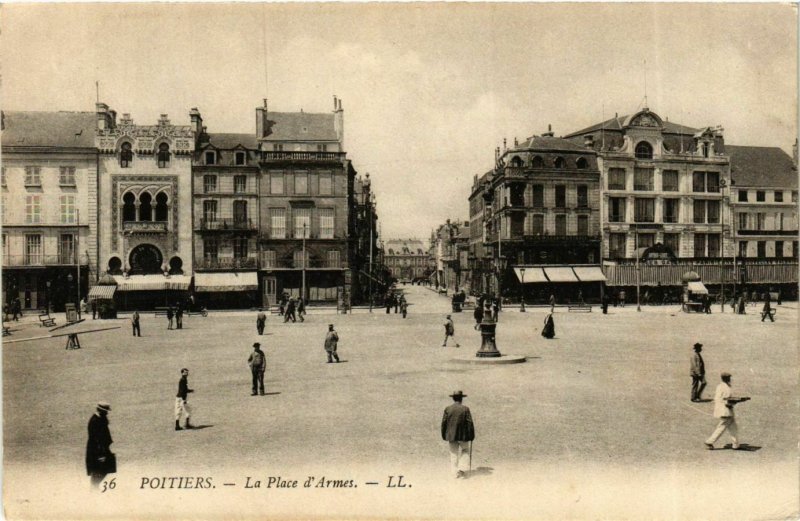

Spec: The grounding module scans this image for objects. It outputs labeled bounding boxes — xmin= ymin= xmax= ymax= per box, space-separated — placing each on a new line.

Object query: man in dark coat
xmin=473 ymin=303 xmax=484 ymax=330
xmin=167 ymin=307 xmax=174 ymax=330
xmin=175 ymin=303 xmax=183 ymax=329
xmin=131 ymin=310 xmax=141 ymax=337
xmin=542 ymin=312 xmax=555 ymax=339
xmin=441 ymin=390 xmax=475 ymax=479
xmin=86 ymin=402 xmax=113 ymax=489
xmin=248 ymin=342 xmax=266 ymax=395
xmin=297 ymin=298 xmax=306 ymax=322
xmin=175 ymin=368 xmax=193 ymax=431
xmin=761 ymin=293 xmax=774 ymax=322
xmin=324 ymin=324 xmax=340 ymax=363
xmin=256 ymin=309 xmax=267 ymax=335
xmin=284 ymin=297 xmax=297 ymax=323
xmin=91 ymin=299 xmax=97 ymax=320
xmin=690 ymin=343 xmax=707 ymax=402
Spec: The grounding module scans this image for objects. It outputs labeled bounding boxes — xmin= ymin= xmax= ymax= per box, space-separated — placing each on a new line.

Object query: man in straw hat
xmin=441 ymin=390 xmax=475 ymax=479
xmin=248 ymin=342 xmax=266 ymax=396
xmin=86 ymin=402 xmax=114 ymax=489
xmin=705 ymin=372 xmax=749 ymax=450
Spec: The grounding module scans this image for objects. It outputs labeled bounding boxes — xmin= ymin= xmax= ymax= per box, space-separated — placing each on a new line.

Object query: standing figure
xmin=737 ymin=295 xmax=746 ymax=315
xmin=473 ymin=302 xmax=483 ymax=330
xmin=278 ymin=294 xmax=287 ymax=316
xmin=324 ymin=324 xmax=340 ymax=363
xmin=394 ymin=293 xmax=400 ymax=313
xmin=761 ymin=293 xmax=774 ymax=322
xmin=166 ymin=307 xmax=174 ymax=330
xmin=578 ymin=290 xmax=585 ymax=305
xmin=619 ymin=290 xmax=626 ymax=308
xmin=601 ymin=293 xmax=609 ymax=314
xmin=541 ymin=312 xmax=555 ymax=339
xmin=91 ymin=299 xmax=97 ymax=320
xmin=175 ymin=304 xmax=184 ymax=329
xmin=705 ymin=372 xmax=747 ymax=450
xmin=703 ymin=294 xmax=711 ymax=314
xmin=549 ymin=294 xmax=555 ymax=313
xmin=441 ymin=390 xmax=475 ymax=479
xmin=690 ymin=343 xmax=706 ymax=402
xmin=400 ymin=298 xmax=408 ymax=319
xmin=174 ymin=368 xmax=194 ymax=431
xmin=256 ymin=309 xmax=267 ymax=335
xmin=12 ymin=299 xmax=20 ymax=321
xmin=86 ymin=402 xmax=114 ymax=489
xmin=297 ymin=298 xmax=306 ymax=322
xmin=284 ymin=297 xmax=297 ymax=323
xmin=385 ymin=293 xmax=392 ymax=314
xmin=131 ymin=310 xmax=141 ymax=337
xmin=248 ymin=342 xmax=266 ymax=395
xmin=442 ymin=314 xmax=460 ymax=347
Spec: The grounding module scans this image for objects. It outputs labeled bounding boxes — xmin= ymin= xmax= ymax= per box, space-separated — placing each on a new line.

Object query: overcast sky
xmin=2 ymin=3 xmax=796 ymax=240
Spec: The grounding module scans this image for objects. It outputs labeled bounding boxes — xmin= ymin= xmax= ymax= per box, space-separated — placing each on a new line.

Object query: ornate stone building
xmin=384 ymin=239 xmax=428 ymax=282
xmin=95 ymin=104 xmax=195 ymax=309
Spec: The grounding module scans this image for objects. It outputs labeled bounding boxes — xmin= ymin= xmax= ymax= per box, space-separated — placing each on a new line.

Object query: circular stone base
xmin=451 ymin=354 xmax=527 ymax=365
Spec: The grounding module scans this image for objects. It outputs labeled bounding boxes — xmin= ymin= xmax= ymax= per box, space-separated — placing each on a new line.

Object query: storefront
xmin=193 ymin=272 xmax=259 ymax=310
xmin=112 ymin=274 xmax=191 ymax=310
xmin=513 ymin=265 xmax=607 ymax=304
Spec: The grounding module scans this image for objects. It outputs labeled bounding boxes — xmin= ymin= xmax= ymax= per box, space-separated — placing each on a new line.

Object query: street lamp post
xmin=302 ymin=222 xmax=307 ymax=304
xmin=520 ymin=267 xmax=526 ymax=312
xmin=720 ymin=178 xmax=727 ymax=313
xmin=46 ymin=280 xmax=51 ymax=314
xmin=635 ymin=228 xmax=641 ymax=312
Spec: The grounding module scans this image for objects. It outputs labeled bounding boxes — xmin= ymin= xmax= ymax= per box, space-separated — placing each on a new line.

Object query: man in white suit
xmin=705 ymin=372 xmax=747 ymax=450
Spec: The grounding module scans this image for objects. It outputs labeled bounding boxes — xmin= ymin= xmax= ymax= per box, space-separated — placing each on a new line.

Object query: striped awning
xmin=87 ymin=285 xmax=117 ymax=300
xmin=194 ymin=272 xmax=258 ymax=292
xmin=543 ymin=267 xmax=579 ymax=282
xmin=513 ymin=267 xmax=548 ymax=283
xmin=687 ymin=281 xmax=709 ymax=295
xmin=113 ymin=275 xmax=191 ymax=291
xmin=572 ymin=266 xmax=607 ymax=282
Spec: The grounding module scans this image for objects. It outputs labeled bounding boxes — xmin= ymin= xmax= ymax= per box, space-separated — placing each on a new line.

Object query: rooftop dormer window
xmin=120 ymin=142 xmax=133 ymax=168
xmin=157 ymin=143 xmax=170 ymax=168
xmin=205 ymin=151 xmax=216 ymax=165
xmin=635 ymin=141 xmax=653 ymax=159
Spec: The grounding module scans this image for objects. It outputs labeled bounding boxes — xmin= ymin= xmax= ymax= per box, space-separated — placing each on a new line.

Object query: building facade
xmin=431 ymin=220 xmax=469 ymax=293
xmin=384 ymin=239 xmax=428 ymax=281
xmin=1 ymin=111 xmax=97 ymax=311
xmin=95 ymin=105 xmax=195 ymax=309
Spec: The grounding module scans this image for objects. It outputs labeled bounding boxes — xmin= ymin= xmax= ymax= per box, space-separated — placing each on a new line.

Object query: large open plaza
xmin=3 ymin=285 xmax=798 ymax=519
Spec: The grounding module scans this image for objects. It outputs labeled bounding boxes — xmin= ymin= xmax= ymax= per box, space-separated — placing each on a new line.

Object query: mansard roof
xmin=2 ymin=110 xmax=96 ymax=149
xmin=200 ymin=133 xmax=258 ymax=150
xmin=727 ymin=145 xmax=797 ymax=189
xmin=262 ymin=111 xmax=338 ymax=142
xmin=385 ymin=239 xmax=428 ymax=255
xmin=513 ymin=135 xmax=595 ymax=153
xmin=563 ymin=114 xmax=699 ymax=138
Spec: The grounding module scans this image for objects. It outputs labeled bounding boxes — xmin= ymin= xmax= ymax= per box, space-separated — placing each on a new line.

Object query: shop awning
xmin=194 ymin=272 xmax=258 ymax=292
xmin=87 ymin=285 xmax=117 ymax=301
xmin=572 ymin=266 xmax=607 ymax=282
xmin=687 ymin=281 xmax=709 ymax=295
xmin=513 ymin=267 xmax=548 ymax=283
xmin=544 ymin=267 xmax=579 ymax=282
xmin=113 ymin=275 xmax=191 ymax=291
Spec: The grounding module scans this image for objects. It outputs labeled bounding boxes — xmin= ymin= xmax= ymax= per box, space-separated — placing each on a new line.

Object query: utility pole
xmin=369 ymin=209 xmax=373 ymax=313
xmin=302 ymin=222 xmax=307 ymax=303
xmin=720 ymin=178 xmax=727 ymax=312
xmin=76 ymin=209 xmax=81 ymax=306
xmin=635 ymin=227 xmax=641 ymax=312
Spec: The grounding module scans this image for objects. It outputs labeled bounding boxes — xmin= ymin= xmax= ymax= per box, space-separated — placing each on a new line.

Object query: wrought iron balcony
xmin=261 ymin=151 xmax=346 ymax=162
xmin=196 ymin=218 xmax=257 ymax=231
xmin=195 ymin=257 xmax=258 ymax=270
xmin=259 ymin=255 xmax=349 ymax=270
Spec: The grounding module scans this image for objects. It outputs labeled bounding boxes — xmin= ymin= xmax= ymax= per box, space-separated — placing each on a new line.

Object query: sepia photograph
xmin=1 ymin=2 xmax=797 ymax=519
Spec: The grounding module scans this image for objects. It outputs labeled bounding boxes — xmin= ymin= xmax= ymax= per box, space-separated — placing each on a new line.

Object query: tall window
xmin=139 ymin=192 xmax=153 ymax=221
xmin=738 ymin=241 xmax=748 ymax=258
xmin=2 ymin=234 xmax=7 ymax=263
xmin=634 ymin=198 xmax=654 ymax=222
xmin=261 ymin=250 xmax=276 ymax=268
xmin=25 ymin=195 xmax=41 ymax=223
xmin=692 ymin=172 xmax=706 ymax=192
xmin=294 ymin=171 xmax=308 ymax=194
xmin=693 ymin=200 xmax=706 ymax=224
xmin=234 ymin=175 xmax=247 ymax=194
xmin=609 ymin=233 xmax=626 ymax=259
xmin=635 ymin=141 xmax=653 ymax=159
xmin=775 ymin=240 xmax=784 ymax=258
xmin=233 ymin=237 xmax=248 ymax=259
xmin=756 ymin=190 xmax=765 ymax=202
xmin=25 ymin=234 xmax=42 ymax=265
xmin=608 ymin=168 xmax=626 ymax=190
xmin=319 ymin=172 xmax=332 ymax=195
xmin=327 ymin=250 xmax=340 ymax=268
xmin=203 ymin=238 xmax=218 ymax=260
xmin=694 ymin=200 xmax=719 ymax=223
xmin=123 ymin=192 xmax=136 ymax=221
xmin=293 ymin=250 xmax=309 ymax=268
xmin=155 ymin=192 xmax=169 ymax=221
xmin=270 ymin=171 xmax=284 ymax=194
xmin=637 ymin=233 xmax=655 ymax=249
xmin=59 ymin=166 xmax=76 ymax=186
xmin=577 ymin=185 xmax=588 ymax=207
xmin=531 ymin=156 xmax=544 ymax=168
xmin=707 ymin=234 xmax=720 ymax=257
xmin=706 ymin=200 xmax=720 ymax=224
xmin=554 ymin=157 xmax=566 ymax=169
xmin=235 ymin=151 xmax=247 ymax=166
xmin=205 ymin=151 xmax=216 ymax=165
xmin=269 ymin=208 xmax=286 ymax=238
xmin=756 ymin=213 xmax=766 ymax=230
xmin=663 ymin=233 xmax=680 ymax=254
xmin=157 ymin=143 xmax=170 ymax=168
xmin=203 ymin=200 xmax=218 ymax=223
xmin=532 ymin=214 xmax=544 ymax=235
xmin=1 ymin=167 xmax=6 ymax=186
xmin=662 ymin=170 xmax=679 ymax=191
xmin=532 ymin=185 xmax=544 ymax=207
xmin=663 ymin=199 xmax=679 ymax=223
xmin=203 ymin=175 xmax=217 ymax=193
xmin=737 ymin=213 xmax=747 ymax=231
xmin=60 ymin=195 xmax=76 ymax=223
xmin=555 ymin=214 xmax=567 ymax=235
xmin=694 ymin=234 xmax=707 ymax=257
xmin=25 ymin=166 xmax=41 ymax=186
xmin=555 ymin=186 xmax=566 ymax=208
xmin=608 ymin=197 xmax=626 ymax=222
xmin=577 ymin=215 xmax=589 ymax=235
xmin=576 ymin=157 xmax=588 ymax=169
xmin=120 ymin=143 xmax=133 ymax=168
xmin=706 ymin=172 xmax=720 ymax=193
xmin=59 ymin=234 xmax=75 ymax=264
xmin=233 ymin=200 xmax=248 ymax=224
xmin=294 ymin=208 xmax=311 ymax=237
xmin=319 ymin=208 xmax=335 ymax=239
xmin=634 ymin=168 xmax=654 ymax=191
xmin=757 ymin=241 xmax=766 ymax=257
xmin=738 ymin=190 xmax=748 ymax=202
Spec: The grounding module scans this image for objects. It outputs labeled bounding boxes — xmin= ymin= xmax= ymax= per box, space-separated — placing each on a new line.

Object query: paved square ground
xmin=3 ymin=286 xmax=798 ymax=520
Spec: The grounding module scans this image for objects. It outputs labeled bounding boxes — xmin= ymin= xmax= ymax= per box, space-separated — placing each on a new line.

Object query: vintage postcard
xmin=1 ymin=3 xmax=797 ymax=520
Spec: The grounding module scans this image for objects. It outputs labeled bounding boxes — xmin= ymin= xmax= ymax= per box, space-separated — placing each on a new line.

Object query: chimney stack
xmin=189 ymin=107 xmax=203 ymax=137
xmin=256 ymin=100 xmax=269 ymax=139
xmin=334 ymin=96 xmax=344 ymax=147
xmin=584 ymin=134 xmax=595 ymax=148
xmin=95 ymin=102 xmax=112 ymax=130
xmin=542 ymin=124 xmax=554 ymax=137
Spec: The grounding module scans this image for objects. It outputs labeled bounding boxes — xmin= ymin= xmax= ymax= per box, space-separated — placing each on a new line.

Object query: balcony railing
xmin=195 ymin=257 xmax=258 ymax=270
xmin=197 ymin=218 xmax=257 ymax=231
xmin=123 ymin=221 xmax=168 ymax=232
xmin=261 ymin=151 xmax=346 ymax=162
xmin=259 ymin=256 xmax=349 ymax=269
xmin=3 ymin=254 xmax=80 ymax=267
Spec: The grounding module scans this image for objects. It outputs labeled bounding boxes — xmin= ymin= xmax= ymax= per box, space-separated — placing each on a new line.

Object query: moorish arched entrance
xmin=129 ymin=244 xmax=163 ymax=274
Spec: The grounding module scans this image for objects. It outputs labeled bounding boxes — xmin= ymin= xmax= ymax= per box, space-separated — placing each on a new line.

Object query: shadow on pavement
xmin=466 ymin=467 xmax=494 ymax=479
xmin=187 ymin=424 xmax=214 ymax=430
xmin=261 ymin=392 xmax=281 ymax=396
xmin=726 ymin=443 xmax=761 ymax=452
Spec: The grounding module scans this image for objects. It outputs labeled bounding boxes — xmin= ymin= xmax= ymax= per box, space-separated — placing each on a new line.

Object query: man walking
xmin=175 ymin=303 xmax=183 ymax=329
xmin=761 ymin=293 xmax=774 ymax=322
xmin=297 ymin=297 xmax=306 ymax=322
xmin=690 ymin=343 xmax=706 ymax=402
xmin=131 ymin=310 xmax=141 ymax=337
xmin=256 ymin=309 xmax=267 ymax=335
xmin=442 ymin=314 xmax=460 ymax=347
xmin=705 ymin=372 xmax=748 ymax=450
xmin=175 ymin=368 xmax=194 ymax=431
xmin=167 ymin=307 xmax=174 ymax=330
xmin=86 ymin=402 xmax=114 ymax=489
xmin=324 ymin=324 xmax=340 ymax=363
xmin=247 ymin=342 xmax=266 ymax=395
xmin=441 ymin=390 xmax=475 ymax=479
xmin=284 ymin=297 xmax=297 ymax=323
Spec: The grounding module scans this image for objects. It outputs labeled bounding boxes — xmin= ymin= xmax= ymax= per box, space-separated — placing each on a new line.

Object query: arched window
xmin=576 ymin=157 xmax=588 ymax=169
xmin=155 ymin=192 xmax=169 ymax=221
xmin=122 ymin=192 xmax=136 ymax=222
xmin=554 ymin=157 xmax=566 ymax=168
xmin=139 ymin=192 xmax=153 ymax=221
xmin=510 ymin=156 xmax=523 ymax=168
xmin=120 ymin=142 xmax=133 ymax=168
xmin=531 ymin=156 xmax=544 ymax=168
xmin=157 ymin=143 xmax=170 ymax=168
xmin=635 ymin=141 xmax=653 ymax=159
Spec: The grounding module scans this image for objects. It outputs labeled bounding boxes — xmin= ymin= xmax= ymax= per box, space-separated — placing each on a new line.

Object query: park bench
xmin=568 ymin=305 xmax=592 ymax=313
xmin=38 ymin=312 xmax=56 ymax=327
xmin=682 ymin=302 xmax=704 ymax=313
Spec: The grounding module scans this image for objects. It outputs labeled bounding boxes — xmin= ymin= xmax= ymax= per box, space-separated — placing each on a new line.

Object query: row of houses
xmin=431 ymin=106 xmax=798 ymax=303
xmin=2 ymin=98 xmax=385 ymax=311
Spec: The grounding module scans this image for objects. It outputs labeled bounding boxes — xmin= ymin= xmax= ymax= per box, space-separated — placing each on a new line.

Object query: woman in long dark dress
xmin=541 ymin=312 xmax=555 ymax=339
